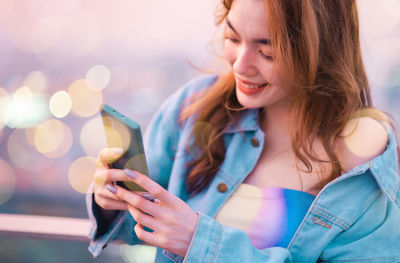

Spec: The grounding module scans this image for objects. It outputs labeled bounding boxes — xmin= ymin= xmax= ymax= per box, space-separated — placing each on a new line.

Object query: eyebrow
xmin=226 ymin=18 xmax=271 ymax=45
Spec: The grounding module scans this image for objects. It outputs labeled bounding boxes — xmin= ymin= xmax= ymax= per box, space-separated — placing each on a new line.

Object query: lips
xmin=236 ymin=77 xmax=269 ymax=95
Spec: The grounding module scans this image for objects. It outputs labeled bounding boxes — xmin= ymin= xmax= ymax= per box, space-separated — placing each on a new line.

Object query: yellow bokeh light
xmin=80 ymin=116 xmax=107 ymax=157
xmin=49 ymin=90 xmax=72 ymax=118
xmin=0 ymin=159 xmax=16 ymax=205
xmin=68 ymin=156 xmax=96 ymax=194
xmin=34 ymin=119 xmax=73 ymax=158
xmin=86 ymin=65 xmax=111 ymax=91
xmin=68 ymin=79 xmax=103 ymax=118
xmin=35 ymin=120 xmax=64 ymax=153
xmin=13 ymin=86 xmax=33 ymax=103
xmin=343 ymin=115 xmax=389 ymax=158
xmin=24 ymin=71 xmax=48 ymax=93
xmin=25 ymin=127 xmax=37 ymax=147
xmin=102 ymin=114 xmax=131 ymax=152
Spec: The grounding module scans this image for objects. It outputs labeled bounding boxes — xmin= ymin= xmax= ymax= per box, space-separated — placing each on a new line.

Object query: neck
xmin=261 ymin=102 xmax=292 ymax=151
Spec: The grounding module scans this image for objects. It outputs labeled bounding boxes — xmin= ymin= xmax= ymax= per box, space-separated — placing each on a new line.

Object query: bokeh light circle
xmin=30 ymin=15 xmax=66 ymax=54
xmin=13 ymin=86 xmax=33 ymax=105
xmin=102 ymin=116 xmax=131 ymax=152
xmin=55 ymin=11 xmax=101 ymax=57
xmin=80 ymin=116 xmax=108 ymax=157
xmin=34 ymin=119 xmax=73 ymax=158
xmin=0 ymin=159 xmax=16 ymax=205
xmin=120 ymin=244 xmax=157 ymax=263
xmin=6 ymin=86 xmax=50 ymax=129
xmin=343 ymin=113 xmax=389 ymax=158
xmin=86 ymin=65 xmax=111 ymax=91
xmin=25 ymin=127 xmax=36 ymax=147
xmin=0 ymin=87 xmax=11 ymax=129
xmin=7 ymin=5 xmax=36 ymax=53
xmin=68 ymin=79 xmax=103 ymax=118
xmin=8 ymin=129 xmax=42 ymax=170
xmin=108 ymin=66 xmax=130 ymax=93
xmin=68 ymin=156 xmax=96 ymax=194
xmin=49 ymin=90 xmax=72 ymax=118
xmin=24 ymin=71 xmax=48 ymax=93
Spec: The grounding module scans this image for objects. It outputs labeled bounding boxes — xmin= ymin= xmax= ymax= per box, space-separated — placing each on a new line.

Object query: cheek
xmin=223 ymin=43 xmax=236 ymax=66
xmin=263 ymin=65 xmax=282 ymax=84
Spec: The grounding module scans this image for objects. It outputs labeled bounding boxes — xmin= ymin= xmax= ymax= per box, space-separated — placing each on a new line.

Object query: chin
xmin=236 ymin=87 xmax=269 ymax=109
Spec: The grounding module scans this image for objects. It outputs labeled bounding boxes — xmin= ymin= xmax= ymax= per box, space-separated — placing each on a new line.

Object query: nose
xmin=232 ymin=46 xmax=257 ymax=76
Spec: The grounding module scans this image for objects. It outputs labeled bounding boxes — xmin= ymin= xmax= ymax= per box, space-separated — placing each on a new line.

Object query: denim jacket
xmin=87 ymin=75 xmax=400 ymax=262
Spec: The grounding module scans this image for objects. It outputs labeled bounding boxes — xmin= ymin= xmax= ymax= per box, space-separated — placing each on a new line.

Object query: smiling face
xmin=224 ymin=0 xmax=291 ymax=110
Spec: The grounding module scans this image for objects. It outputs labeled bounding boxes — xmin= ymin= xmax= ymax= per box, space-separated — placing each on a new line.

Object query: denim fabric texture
xmin=86 ymin=75 xmax=400 ymax=262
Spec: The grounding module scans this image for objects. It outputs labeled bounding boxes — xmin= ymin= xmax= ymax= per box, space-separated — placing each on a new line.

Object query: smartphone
xmin=100 ymin=104 xmax=149 ymax=192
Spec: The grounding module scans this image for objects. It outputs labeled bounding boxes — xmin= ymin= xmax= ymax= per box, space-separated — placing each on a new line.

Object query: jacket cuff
xmin=86 ymin=182 xmax=126 ymax=257
xmin=183 ymin=211 xmax=223 ymax=263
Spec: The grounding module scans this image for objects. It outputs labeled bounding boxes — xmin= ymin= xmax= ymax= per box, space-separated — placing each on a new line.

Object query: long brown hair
xmin=180 ymin=0 xmax=400 ymax=195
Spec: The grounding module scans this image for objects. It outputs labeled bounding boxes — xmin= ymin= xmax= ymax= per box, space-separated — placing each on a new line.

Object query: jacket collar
xmin=224 ymin=108 xmax=260 ymax=134
xmin=368 ymin=124 xmax=399 ymax=201
xmin=224 ymin=110 xmax=400 ymax=200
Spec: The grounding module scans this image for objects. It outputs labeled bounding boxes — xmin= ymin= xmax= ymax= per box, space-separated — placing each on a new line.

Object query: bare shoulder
xmin=335 ymin=117 xmax=389 ymax=173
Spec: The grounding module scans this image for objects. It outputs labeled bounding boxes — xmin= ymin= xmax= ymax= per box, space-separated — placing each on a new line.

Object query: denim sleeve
xmin=86 ymin=83 xmax=184 ymax=258
xmin=319 ymin=191 xmax=400 ymax=262
xmin=86 ymin=182 xmax=144 ymax=258
xmin=86 ymin=75 xmax=218 ymax=258
xmin=178 ymin=212 xmax=293 ymax=263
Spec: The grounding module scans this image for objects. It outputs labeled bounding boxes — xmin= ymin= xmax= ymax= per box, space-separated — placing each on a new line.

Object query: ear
xmin=335 ymin=117 xmax=389 ymax=173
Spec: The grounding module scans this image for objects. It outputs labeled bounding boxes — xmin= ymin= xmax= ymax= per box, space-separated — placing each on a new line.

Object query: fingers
xmin=94 ymin=168 xmax=171 ymax=206
xmin=94 ymin=193 xmax=128 ymax=210
xmin=94 ymin=183 xmax=128 ymax=210
xmin=134 ymin=223 xmax=158 ymax=246
xmin=112 ymin=185 xmax=162 ymax=218
xmin=94 ymin=168 xmax=127 ymax=186
xmin=94 ymin=183 xmax=122 ymax=201
xmin=123 ymin=169 xmax=173 ymax=205
xmin=128 ymin=205 xmax=158 ymax=231
xmin=97 ymin=147 xmax=124 ymax=168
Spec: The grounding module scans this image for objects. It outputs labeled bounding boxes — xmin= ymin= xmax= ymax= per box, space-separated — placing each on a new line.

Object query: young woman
xmin=87 ymin=0 xmax=400 ymax=262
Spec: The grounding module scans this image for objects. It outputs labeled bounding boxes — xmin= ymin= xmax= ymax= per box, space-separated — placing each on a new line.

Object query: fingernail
xmin=141 ymin=193 xmax=156 ymax=201
xmin=113 ymin=148 xmax=123 ymax=154
xmin=124 ymin=169 xmax=137 ymax=179
xmin=106 ymin=184 xmax=117 ymax=194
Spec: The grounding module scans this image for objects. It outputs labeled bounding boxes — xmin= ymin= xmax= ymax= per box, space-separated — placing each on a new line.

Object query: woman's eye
xmin=225 ymin=36 xmax=240 ymax=44
xmin=258 ymin=50 xmax=273 ymax=61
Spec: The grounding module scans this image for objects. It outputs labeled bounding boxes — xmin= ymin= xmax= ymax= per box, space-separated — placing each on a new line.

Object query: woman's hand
xmin=106 ymin=169 xmax=199 ymax=258
xmin=93 ymin=147 xmax=129 ymax=211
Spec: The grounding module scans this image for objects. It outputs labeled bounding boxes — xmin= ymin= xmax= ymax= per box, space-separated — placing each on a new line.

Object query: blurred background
xmin=0 ymin=0 xmax=399 ymax=262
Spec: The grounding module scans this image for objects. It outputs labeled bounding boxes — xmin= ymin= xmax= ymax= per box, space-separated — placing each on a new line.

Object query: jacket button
xmin=250 ymin=137 xmax=259 ymax=147
xmin=217 ymin=183 xmax=228 ymax=193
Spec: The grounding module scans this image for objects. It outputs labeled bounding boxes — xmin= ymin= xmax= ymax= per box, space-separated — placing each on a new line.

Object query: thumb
xmin=98 ymin=147 xmax=124 ymax=166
